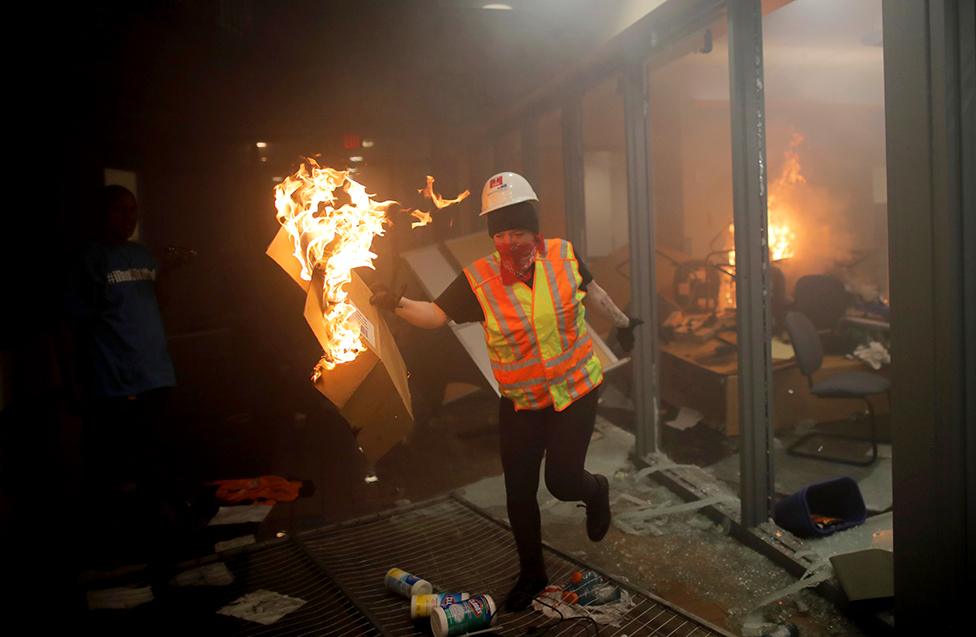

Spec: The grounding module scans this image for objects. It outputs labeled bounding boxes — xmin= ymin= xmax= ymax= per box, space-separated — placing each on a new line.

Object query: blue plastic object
xmin=773 ymin=477 xmax=867 ymax=537
xmin=564 ymin=570 xmax=622 ymax=606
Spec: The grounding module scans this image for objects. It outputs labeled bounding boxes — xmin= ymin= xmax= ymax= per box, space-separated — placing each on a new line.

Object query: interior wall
xmin=583 ymin=151 xmax=629 ymax=257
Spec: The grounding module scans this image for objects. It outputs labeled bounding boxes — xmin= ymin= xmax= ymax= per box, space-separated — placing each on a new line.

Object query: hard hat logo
xmin=480 ymin=171 xmax=539 ymax=216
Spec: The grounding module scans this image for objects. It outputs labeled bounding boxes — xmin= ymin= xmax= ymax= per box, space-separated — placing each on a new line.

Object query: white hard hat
xmin=480 ymin=172 xmax=538 ymax=216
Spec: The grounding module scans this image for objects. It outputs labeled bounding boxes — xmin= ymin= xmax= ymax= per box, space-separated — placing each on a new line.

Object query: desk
xmin=659 ymin=339 xmax=889 ymax=436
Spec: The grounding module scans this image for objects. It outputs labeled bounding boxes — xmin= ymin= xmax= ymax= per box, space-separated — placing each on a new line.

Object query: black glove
xmin=616 ymin=316 xmax=644 ymax=353
xmin=369 ymin=284 xmax=405 ymax=313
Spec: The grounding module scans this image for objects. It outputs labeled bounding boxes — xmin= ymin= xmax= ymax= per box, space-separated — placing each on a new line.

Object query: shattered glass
xmin=540 ymin=460 xmax=864 ymax=636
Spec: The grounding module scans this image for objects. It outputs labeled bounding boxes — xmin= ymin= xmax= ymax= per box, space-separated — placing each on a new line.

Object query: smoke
xmin=768 ymin=132 xmax=855 ymax=292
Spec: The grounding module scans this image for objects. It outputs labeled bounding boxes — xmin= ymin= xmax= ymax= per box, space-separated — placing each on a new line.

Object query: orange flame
xmin=399 ymin=175 xmax=470 ymax=229
xmin=410 ymin=210 xmax=433 ymax=228
xmin=724 ymin=136 xmax=803 ymax=307
xmin=766 ymin=132 xmax=802 ymax=262
xmin=274 ymin=158 xmax=393 ymax=370
xmin=418 ymin=175 xmax=470 ymax=209
xmin=272 ymin=160 xmax=471 ymax=369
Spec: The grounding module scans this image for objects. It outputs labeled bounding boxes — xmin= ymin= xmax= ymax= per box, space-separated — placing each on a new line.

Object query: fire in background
xmin=722 ymin=132 xmax=854 ymax=309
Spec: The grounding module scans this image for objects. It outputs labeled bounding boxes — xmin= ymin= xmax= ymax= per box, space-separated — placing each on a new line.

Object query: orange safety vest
xmin=464 ymin=238 xmax=603 ymax=411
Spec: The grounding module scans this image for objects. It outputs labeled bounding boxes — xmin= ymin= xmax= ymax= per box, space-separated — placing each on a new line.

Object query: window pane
xmin=764 ymin=0 xmax=892 ymax=542
xmin=581 ymin=75 xmax=630 ymax=339
xmin=647 ymin=17 xmax=736 ymax=475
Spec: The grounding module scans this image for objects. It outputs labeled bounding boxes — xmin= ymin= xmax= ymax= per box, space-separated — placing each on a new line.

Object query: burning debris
xmin=266 ymin=159 xmax=469 ymax=461
xmin=273 ymin=159 xmax=393 ymax=370
xmin=272 ymin=159 xmax=468 ymax=369
xmin=419 ymin=174 xmax=470 ymax=209
xmin=404 ymin=175 xmax=471 ymax=228
xmin=410 ymin=210 xmax=433 ymax=229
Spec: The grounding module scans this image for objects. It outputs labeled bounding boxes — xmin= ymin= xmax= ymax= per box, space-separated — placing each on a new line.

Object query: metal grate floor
xmin=297 ymin=495 xmax=732 ymax=637
xmin=84 ymin=537 xmax=380 ymax=636
xmin=85 ymin=495 xmax=731 ymax=636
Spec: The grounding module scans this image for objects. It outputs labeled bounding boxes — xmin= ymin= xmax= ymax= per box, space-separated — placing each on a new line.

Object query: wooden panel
xmin=659 ymin=346 xmax=727 ymax=427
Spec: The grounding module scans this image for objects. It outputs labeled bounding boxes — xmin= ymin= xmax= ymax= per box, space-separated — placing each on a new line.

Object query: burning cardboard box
xmin=267 ymin=226 xmax=413 ymax=463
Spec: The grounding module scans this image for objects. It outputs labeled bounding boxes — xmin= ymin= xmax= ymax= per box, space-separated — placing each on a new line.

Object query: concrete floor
xmin=709 ymin=437 xmax=893 ymax=514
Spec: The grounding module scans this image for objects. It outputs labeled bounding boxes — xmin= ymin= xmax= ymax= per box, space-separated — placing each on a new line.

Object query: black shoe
xmin=585 ymin=474 xmax=612 ymax=541
xmin=503 ymin=573 xmax=549 ymax=612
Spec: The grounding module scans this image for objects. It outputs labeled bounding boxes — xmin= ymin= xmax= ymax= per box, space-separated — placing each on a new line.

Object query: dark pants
xmin=82 ymin=388 xmax=170 ymax=495
xmin=81 ymin=388 xmax=177 ymax=561
xmin=499 ymin=386 xmax=601 ymax=577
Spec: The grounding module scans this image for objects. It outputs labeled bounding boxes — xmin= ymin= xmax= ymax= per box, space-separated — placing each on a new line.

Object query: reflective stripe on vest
xmin=463 ymin=238 xmax=603 ymax=411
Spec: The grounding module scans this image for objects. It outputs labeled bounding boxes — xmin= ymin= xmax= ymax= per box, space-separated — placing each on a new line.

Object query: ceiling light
xmin=361 ymin=139 xmax=375 ymax=148
xmin=260 ymin=156 xmax=268 ymax=163
xmin=482 ymin=3 xmax=513 ymax=9
xmin=349 ymin=155 xmax=364 ymax=162
xmin=255 ymin=141 xmax=268 ymax=148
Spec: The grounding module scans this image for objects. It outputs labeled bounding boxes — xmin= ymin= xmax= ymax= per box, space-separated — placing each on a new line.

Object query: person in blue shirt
xmin=66 ymin=185 xmax=177 ymax=541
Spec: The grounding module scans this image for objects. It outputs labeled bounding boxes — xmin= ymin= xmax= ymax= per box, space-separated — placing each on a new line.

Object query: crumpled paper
xmin=218 ymin=589 xmax=306 ymax=625
xmin=852 ymin=341 xmax=890 ymax=370
xmin=208 ymin=504 xmax=273 ymax=526
xmin=170 ymin=562 xmax=234 ymax=587
xmin=531 ymin=585 xmax=634 ymax=626
xmin=86 ymin=585 xmax=154 ymax=610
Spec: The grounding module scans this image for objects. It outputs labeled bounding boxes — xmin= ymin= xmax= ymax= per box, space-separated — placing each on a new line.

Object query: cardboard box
xmin=266 ymin=227 xmax=310 ymax=292
xmin=267 ymin=227 xmax=414 ymax=463
xmin=830 ymin=548 xmax=894 ymax=601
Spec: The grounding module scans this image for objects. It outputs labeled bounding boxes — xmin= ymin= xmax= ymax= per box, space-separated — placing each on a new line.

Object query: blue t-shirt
xmin=67 ymin=241 xmax=176 ymax=397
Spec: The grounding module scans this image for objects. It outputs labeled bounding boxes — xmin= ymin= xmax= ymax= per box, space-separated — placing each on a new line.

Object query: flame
xmin=274 ymin=158 xmax=392 ymax=370
xmin=418 ymin=175 xmax=470 ymax=209
xmin=410 ymin=210 xmax=433 ymax=228
xmin=767 ymin=221 xmax=796 ymax=262
xmin=766 ymin=132 xmax=802 ymax=262
xmin=401 ymin=175 xmax=469 ymax=228
xmin=724 ymin=137 xmax=803 ymax=307
xmin=272 ymin=160 xmax=471 ymax=370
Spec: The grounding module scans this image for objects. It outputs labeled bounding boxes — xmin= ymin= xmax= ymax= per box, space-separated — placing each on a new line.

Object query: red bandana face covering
xmin=498 ymin=234 xmax=544 ymax=285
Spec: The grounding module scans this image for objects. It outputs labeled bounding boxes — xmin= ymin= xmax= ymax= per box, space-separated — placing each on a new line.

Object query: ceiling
xmin=58 ymin=1 xmax=659 ymax=162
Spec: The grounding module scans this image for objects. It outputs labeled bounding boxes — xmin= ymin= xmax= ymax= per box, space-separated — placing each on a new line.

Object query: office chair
xmin=792 ymin=274 xmax=855 ymax=354
xmin=785 ymin=311 xmax=890 ymax=466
